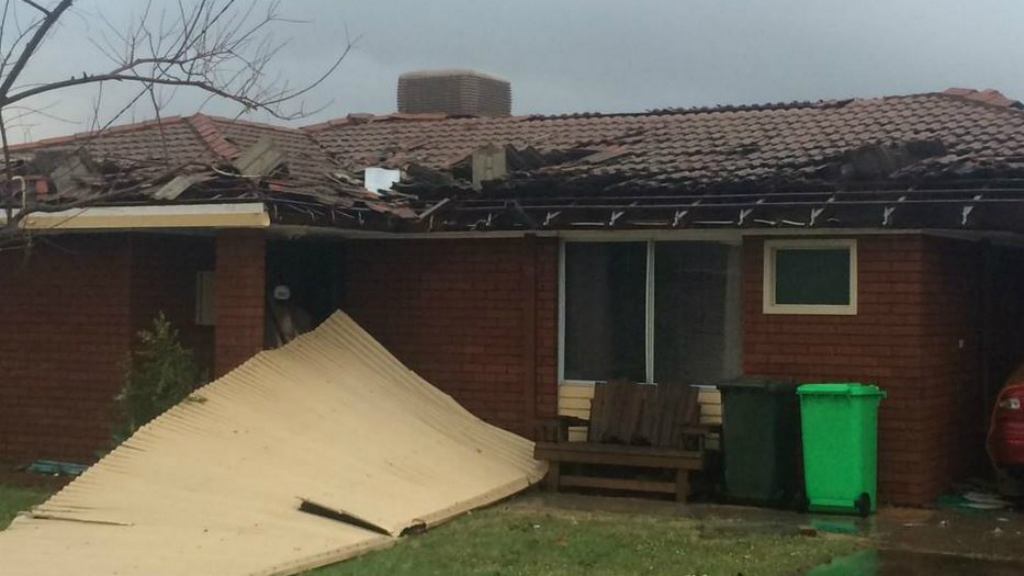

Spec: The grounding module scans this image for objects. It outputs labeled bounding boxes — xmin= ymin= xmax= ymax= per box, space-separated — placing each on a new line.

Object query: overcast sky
xmin=10 ymin=0 xmax=1024 ymax=141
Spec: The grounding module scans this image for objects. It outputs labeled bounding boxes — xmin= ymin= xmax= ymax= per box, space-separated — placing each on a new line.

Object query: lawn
xmin=0 ymin=484 xmax=862 ymax=576
xmin=0 ymin=483 xmax=52 ymax=530
xmin=305 ymin=504 xmax=863 ymax=576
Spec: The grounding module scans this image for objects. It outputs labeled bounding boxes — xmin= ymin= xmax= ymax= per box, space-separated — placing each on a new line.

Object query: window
xmin=563 ymin=242 xmax=647 ymax=382
xmin=762 ymin=239 xmax=857 ymax=315
xmin=561 ymin=240 xmax=741 ymax=385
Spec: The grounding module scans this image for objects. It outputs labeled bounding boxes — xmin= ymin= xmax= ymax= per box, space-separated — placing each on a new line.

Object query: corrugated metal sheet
xmin=0 ymin=312 xmax=545 ymax=576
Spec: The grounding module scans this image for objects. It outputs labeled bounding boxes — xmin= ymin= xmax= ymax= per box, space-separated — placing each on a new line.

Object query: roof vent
xmin=397 ymin=69 xmax=511 ymax=116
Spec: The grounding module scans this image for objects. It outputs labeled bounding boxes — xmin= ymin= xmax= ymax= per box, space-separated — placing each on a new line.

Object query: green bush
xmin=115 ymin=313 xmax=203 ymax=439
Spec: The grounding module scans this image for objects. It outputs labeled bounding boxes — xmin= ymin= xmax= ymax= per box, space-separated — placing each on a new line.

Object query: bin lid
xmin=797 ymin=383 xmax=886 ymax=397
xmin=715 ymin=377 xmax=799 ymax=394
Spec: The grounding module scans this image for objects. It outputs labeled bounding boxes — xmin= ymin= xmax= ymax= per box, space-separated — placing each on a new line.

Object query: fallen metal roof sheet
xmin=0 ymin=312 xmax=545 ymax=576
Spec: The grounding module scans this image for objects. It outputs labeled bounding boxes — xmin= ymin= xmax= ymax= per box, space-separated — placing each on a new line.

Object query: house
xmin=4 ymin=72 xmax=1024 ymax=506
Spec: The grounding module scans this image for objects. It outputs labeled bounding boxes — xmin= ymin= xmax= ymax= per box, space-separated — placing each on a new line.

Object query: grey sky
xmin=11 ymin=0 xmax=1024 ymax=141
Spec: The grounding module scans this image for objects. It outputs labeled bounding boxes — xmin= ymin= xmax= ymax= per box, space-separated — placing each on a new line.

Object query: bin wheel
xmin=855 ymin=493 xmax=871 ymax=518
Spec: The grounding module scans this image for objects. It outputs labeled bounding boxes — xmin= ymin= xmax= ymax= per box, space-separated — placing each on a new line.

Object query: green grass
xmin=0 ymin=484 xmax=52 ymax=530
xmin=0 ymin=485 xmax=862 ymax=575
xmin=306 ymin=506 xmax=863 ymax=576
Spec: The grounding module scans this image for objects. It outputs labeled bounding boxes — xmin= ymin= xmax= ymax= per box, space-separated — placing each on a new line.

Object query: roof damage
xmin=7 ymin=88 xmax=1024 ymax=234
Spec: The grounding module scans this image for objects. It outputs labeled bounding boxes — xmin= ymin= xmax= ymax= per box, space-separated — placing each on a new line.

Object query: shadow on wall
xmin=264 ymin=238 xmax=344 ymax=347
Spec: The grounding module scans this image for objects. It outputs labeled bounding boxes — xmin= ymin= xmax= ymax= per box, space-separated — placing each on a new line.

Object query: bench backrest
xmin=587 ymin=381 xmax=700 ymax=448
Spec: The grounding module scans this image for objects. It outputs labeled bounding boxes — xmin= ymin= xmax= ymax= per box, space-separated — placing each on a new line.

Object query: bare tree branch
xmin=18 ymin=0 xmax=51 ymax=16
xmin=0 ymin=0 xmax=354 ymax=242
xmin=0 ymin=0 xmax=73 ymax=98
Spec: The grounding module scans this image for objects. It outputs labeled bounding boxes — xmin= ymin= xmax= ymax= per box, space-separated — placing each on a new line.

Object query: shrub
xmin=116 ymin=313 xmax=203 ymax=439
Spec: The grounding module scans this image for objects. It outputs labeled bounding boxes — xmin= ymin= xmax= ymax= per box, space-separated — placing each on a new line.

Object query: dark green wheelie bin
xmin=717 ymin=377 xmax=801 ymax=505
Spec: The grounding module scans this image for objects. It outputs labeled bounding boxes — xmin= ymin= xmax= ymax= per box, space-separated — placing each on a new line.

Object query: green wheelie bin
xmin=718 ymin=378 xmax=801 ymax=506
xmin=797 ymin=383 xmax=886 ymax=517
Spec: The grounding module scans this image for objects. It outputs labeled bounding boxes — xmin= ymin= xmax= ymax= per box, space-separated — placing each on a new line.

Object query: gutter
xmin=269 ymin=224 xmax=1024 ymax=247
xmin=0 ymin=202 xmax=269 ymax=230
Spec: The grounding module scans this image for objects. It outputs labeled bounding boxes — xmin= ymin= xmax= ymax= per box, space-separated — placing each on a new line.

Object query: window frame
xmin=195 ymin=270 xmax=216 ymax=326
xmin=557 ymin=238 xmax=741 ymax=386
xmin=762 ymin=238 xmax=858 ymax=316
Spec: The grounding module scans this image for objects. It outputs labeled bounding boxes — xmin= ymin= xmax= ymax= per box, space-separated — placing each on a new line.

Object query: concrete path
xmin=512 ymin=492 xmax=1024 ymax=573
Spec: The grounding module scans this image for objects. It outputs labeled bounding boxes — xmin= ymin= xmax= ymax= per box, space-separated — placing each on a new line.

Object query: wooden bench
xmin=533 ymin=382 xmax=708 ymax=502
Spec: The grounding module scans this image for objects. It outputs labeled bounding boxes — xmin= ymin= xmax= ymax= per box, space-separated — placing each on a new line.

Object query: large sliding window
xmin=563 ymin=242 xmax=648 ymax=382
xmin=561 ymin=240 xmax=741 ymax=385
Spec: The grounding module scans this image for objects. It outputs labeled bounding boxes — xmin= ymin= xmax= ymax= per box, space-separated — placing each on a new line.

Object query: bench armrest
xmin=534 ymin=415 xmax=590 ymax=442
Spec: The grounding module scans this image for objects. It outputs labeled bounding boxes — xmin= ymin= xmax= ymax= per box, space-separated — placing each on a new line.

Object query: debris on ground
xmin=23 ymin=460 xmax=88 ymax=477
xmin=0 ymin=312 xmax=545 ymax=576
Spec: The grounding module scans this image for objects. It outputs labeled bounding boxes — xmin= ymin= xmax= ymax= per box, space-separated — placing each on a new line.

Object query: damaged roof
xmin=9 ymin=114 xmax=336 ymax=183
xmin=307 ymin=90 xmax=1024 ymax=192
xmin=8 ymin=88 xmax=1024 ymax=233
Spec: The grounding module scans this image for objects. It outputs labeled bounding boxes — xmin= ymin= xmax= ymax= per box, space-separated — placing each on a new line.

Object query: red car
xmin=989 ymin=383 xmax=1024 ymax=469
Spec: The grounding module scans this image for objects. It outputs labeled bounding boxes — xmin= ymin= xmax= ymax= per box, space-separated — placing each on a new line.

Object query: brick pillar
xmin=214 ymin=230 xmax=265 ymax=377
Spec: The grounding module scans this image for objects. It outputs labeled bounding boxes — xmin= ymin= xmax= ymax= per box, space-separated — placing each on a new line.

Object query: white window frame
xmin=762 ymin=238 xmax=858 ymax=316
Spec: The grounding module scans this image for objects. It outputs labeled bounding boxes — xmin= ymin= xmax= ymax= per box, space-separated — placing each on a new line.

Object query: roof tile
xmin=12 ymin=89 xmax=1024 ymax=193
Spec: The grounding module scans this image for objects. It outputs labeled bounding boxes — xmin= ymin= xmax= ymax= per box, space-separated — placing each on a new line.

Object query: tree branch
xmin=0 ymin=0 xmax=74 ymax=98
xmin=5 ymin=72 xmax=278 ymax=116
xmin=0 ymin=0 xmax=355 ymax=242
xmin=18 ymin=0 xmax=51 ymax=16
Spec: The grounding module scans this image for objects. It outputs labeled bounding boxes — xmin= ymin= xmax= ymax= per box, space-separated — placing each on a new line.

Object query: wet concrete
xmin=512 ymin=492 xmax=1024 ymax=564
xmin=806 ymin=549 xmax=1024 ymax=576
xmin=872 ymin=506 xmax=1024 ymax=561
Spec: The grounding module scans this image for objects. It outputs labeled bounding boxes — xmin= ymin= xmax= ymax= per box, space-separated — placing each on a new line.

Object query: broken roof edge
xmin=188 ymin=114 xmax=240 ymax=159
xmin=270 ymin=224 xmax=1024 ymax=246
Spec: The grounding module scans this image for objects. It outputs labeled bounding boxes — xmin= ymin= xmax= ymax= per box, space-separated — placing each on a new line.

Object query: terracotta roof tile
xmin=12 ymin=113 xmax=335 ymax=185
xmin=12 ymin=89 xmax=1024 ymax=194
xmin=303 ymin=91 xmax=1024 ymax=190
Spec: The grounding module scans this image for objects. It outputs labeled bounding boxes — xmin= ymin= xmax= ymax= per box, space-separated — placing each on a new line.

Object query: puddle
xmin=806 ymin=550 xmax=1024 ymax=576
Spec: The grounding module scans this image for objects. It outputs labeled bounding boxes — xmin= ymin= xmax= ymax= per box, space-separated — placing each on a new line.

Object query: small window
xmin=763 ymin=239 xmax=857 ymax=315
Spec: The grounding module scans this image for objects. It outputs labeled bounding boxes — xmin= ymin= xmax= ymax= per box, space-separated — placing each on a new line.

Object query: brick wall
xmin=213 ymin=230 xmax=266 ymax=377
xmin=344 ymin=237 xmax=558 ymax=436
xmin=130 ymin=235 xmax=216 ymax=373
xmin=918 ymin=237 xmax=984 ymax=494
xmin=743 ymin=235 xmax=982 ymax=505
xmin=0 ymin=231 xmax=264 ymax=464
xmin=5 ymin=228 xmax=980 ymax=502
xmin=0 ymin=236 xmax=132 ymax=463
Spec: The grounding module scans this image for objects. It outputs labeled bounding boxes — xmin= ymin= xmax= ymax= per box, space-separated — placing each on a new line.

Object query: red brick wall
xmin=743 ymin=235 xmax=982 ymax=505
xmin=130 ymin=235 xmax=215 ymax=373
xmin=919 ymin=237 xmax=984 ymax=493
xmin=344 ymin=237 xmax=558 ymax=436
xmin=213 ymin=230 xmax=266 ymax=377
xmin=0 ymin=236 xmax=132 ymax=463
xmin=1 ymin=231 xmax=265 ymax=464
